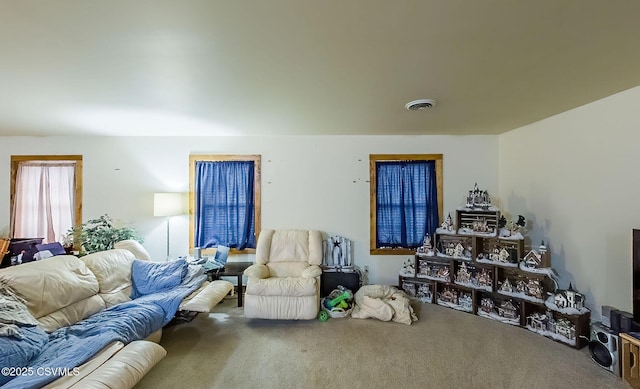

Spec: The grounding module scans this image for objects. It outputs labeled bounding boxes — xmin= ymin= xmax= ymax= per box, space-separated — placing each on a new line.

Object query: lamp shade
xmin=153 ymin=193 xmax=187 ymax=217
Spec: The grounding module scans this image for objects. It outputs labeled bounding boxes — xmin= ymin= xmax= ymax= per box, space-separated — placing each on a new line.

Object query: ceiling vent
xmin=405 ymin=99 xmax=438 ymax=111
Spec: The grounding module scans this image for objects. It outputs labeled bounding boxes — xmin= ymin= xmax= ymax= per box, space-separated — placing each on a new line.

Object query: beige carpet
xmin=135 ymin=298 xmax=628 ymax=389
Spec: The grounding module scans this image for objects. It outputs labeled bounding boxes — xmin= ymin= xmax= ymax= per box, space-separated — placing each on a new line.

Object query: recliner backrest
xmin=256 ymin=230 xmax=322 ymax=277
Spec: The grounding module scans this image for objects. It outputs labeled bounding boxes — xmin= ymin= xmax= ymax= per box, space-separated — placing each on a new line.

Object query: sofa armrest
xmin=244 ymin=264 xmax=270 ymax=279
xmin=179 ymin=280 xmax=233 ymax=313
xmin=70 ymin=340 xmax=166 ymax=389
xmin=42 ymin=340 xmax=166 ymax=389
xmin=301 ymin=265 xmax=322 ymax=278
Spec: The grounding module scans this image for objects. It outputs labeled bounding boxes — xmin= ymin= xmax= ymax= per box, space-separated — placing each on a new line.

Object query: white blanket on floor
xmin=351 ymin=285 xmax=418 ymax=325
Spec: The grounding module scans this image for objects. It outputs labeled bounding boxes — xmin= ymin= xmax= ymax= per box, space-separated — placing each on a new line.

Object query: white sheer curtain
xmin=13 ymin=161 xmax=75 ymax=244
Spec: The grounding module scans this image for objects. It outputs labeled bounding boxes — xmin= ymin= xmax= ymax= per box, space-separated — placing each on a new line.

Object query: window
xmin=369 ymin=154 xmax=443 ymax=254
xmin=10 ymin=155 xmax=83 ymax=245
xmin=189 ymin=155 xmax=261 ymax=254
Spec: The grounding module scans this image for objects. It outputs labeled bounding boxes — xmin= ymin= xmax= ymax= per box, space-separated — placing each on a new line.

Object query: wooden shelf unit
xmin=401 ymin=211 xmax=590 ymax=349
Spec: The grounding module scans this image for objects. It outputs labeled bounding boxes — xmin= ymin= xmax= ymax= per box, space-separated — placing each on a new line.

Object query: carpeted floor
xmin=135 ymin=297 xmax=628 ymax=389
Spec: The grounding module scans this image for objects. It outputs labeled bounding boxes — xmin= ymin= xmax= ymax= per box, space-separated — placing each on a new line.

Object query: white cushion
xmin=0 ymin=255 xmax=100 ymax=321
xmin=81 ymin=249 xmax=136 ymax=306
xmin=41 ymin=342 xmax=125 ymax=389
xmin=37 ymin=294 xmax=105 ymax=332
xmin=269 ymin=230 xmax=311 ymax=262
xmin=179 ymin=280 xmax=233 ymax=312
xmin=244 ymin=295 xmax=319 ymax=320
xmin=245 ymin=276 xmax=317 ymax=297
xmin=266 ymin=261 xmax=310 ymax=278
xmin=256 ymin=230 xmax=323 ymax=265
xmin=67 ymin=341 xmax=166 ymax=389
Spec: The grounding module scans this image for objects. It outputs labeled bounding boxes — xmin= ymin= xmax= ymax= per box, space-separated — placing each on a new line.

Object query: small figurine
xmin=500 ymin=215 xmax=526 ymax=238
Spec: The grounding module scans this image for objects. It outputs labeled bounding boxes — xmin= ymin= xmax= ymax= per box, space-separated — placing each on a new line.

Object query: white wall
xmin=0 ymin=135 xmax=498 ymax=286
xmin=499 ymin=85 xmax=640 ymax=320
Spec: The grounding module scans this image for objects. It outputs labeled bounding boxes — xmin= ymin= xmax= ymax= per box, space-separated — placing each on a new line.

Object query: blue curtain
xmin=376 ymin=160 xmax=439 ymax=248
xmin=195 ymin=161 xmax=255 ymax=249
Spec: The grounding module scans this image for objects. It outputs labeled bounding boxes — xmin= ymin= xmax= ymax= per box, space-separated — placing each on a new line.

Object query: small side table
xmin=321 ymin=270 xmax=360 ymax=297
xmin=206 ymin=261 xmax=253 ymax=307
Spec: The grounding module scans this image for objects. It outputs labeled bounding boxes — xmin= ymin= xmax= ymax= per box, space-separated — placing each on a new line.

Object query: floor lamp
xmin=153 ymin=193 xmax=187 ymax=260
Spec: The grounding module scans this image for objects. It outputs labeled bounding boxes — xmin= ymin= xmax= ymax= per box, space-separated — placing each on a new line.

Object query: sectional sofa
xmin=0 ymin=245 xmax=232 ymax=388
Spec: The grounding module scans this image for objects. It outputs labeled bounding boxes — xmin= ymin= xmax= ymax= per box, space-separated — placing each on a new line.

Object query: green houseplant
xmin=68 ymin=214 xmax=142 ymax=255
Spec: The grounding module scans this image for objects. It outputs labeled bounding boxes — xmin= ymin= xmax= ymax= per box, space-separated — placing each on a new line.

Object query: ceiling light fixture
xmin=405 ymin=99 xmax=438 ymax=111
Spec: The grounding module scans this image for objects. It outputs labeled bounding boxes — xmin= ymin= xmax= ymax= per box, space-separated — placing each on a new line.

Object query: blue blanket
xmin=1 ymin=260 xmax=206 ymax=389
xmin=131 ymin=259 xmax=207 ymax=325
xmin=131 ymin=259 xmax=189 ymax=299
xmin=0 ymin=326 xmax=48 ymax=386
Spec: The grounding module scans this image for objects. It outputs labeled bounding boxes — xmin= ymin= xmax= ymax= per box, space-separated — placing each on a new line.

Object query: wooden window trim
xmin=189 ymin=154 xmax=261 ymax=255
xmin=369 ymin=154 xmax=443 ymax=255
xmin=10 ymin=155 xmax=83 ymax=246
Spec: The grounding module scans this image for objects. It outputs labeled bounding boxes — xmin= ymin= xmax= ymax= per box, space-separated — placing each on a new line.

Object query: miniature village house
xmin=554 ymin=283 xmax=584 ymax=310
xmin=523 ymin=241 xmax=550 ymax=269
xmin=500 ymin=278 xmax=514 ymax=293
xmin=416 ymin=234 xmax=434 ymax=255
xmin=477 ymin=268 xmax=492 ymax=287
xmin=526 ymin=311 xmax=578 ymax=341
xmin=443 ymin=242 xmax=466 ymax=257
xmin=436 ymin=266 xmax=450 ymax=281
xmin=556 ymin=318 xmax=576 ymax=340
xmin=439 ymin=287 xmax=458 ymax=305
xmin=480 ymin=297 xmax=494 ymax=313
xmin=417 ymin=284 xmax=433 ymax=302
xmin=498 ymin=300 xmax=519 ymax=319
xmin=456 ymin=262 xmax=472 ymax=284
xmin=418 ymin=261 xmax=431 ymax=277
xmin=489 ymin=246 xmax=511 ymax=263
xmin=459 ymin=293 xmax=473 ymax=311
xmin=440 ymin=213 xmax=455 ymax=232
xmin=471 ymin=217 xmax=492 ymax=234
xmin=454 ymin=243 xmax=464 ymax=257
xmin=527 ymin=311 xmax=549 ymax=331
xmin=402 ymin=281 xmax=416 ymax=297
xmin=527 ymin=279 xmax=544 ymax=300
xmin=466 ymin=182 xmax=491 ymax=209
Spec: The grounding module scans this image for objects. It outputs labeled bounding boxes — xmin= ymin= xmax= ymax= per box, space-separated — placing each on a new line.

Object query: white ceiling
xmin=1 ymin=1 xmax=639 ymax=137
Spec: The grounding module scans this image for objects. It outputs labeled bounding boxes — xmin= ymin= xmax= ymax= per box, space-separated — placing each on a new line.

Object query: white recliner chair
xmin=243 ymin=230 xmax=323 ymax=320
